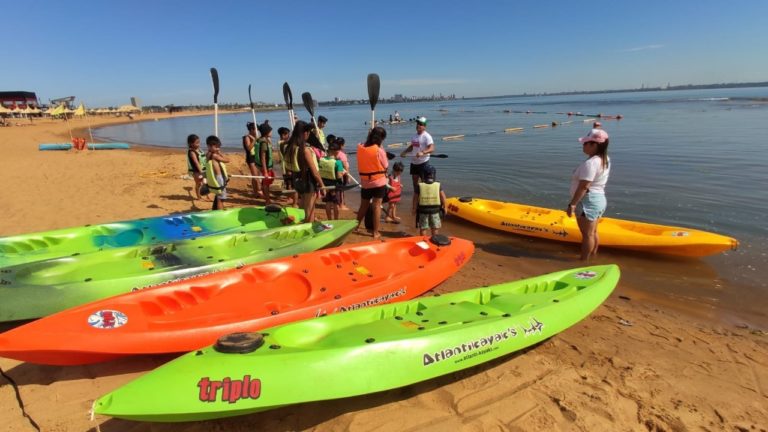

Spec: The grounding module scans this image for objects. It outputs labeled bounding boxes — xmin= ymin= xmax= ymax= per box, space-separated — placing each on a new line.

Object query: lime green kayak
xmin=94 ymin=264 xmax=619 ymax=422
xmin=0 ymin=206 xmax=304 ymax=267
xmin=0 ymin=220 xmax=356 ymax=322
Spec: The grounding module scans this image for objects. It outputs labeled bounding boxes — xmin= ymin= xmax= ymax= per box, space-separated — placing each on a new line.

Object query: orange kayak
xmin=0 ymin=235 xmax=474 ymax=365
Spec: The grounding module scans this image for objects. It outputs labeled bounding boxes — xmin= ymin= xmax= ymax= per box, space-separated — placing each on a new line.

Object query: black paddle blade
xmin=367 ymin=73 xmax=380 ymax=110
xmin=385 ymin=151 xmax=396 ymax=160
xmin=248 ymin=84 xmax=254 ymax=109
xmin=283 ymin=82 xmax=293 ymax=109
xmin=302 ymin=92 xmax=315 ymax=117
xmin=210 ymin=68 xmax=220 ymax=104
xmin=432 ymin=154 xmax=449 ymax=158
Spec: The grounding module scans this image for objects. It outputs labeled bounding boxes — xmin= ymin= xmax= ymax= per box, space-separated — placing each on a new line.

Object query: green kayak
xmin=93 ymin=264 xmax=620 ymax=422
xmin=0 ymin=220 xmax=356 ymax=322
xmin=0 ymin=206 xmax=304 ymax=267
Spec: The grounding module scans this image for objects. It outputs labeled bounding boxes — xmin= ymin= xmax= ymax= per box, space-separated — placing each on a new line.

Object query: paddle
xmin=248 ymin=84 xmax=260 ymax=138
xmin=210 ymin=67 xmax=219 ymax=136
xmin=302 ymin=91 xmax=316 ymax=126
xmin=279 ymin=183 xmax=359 ymax=194
xmin=367 ymin=73 xmax=380 ymax=129
xmin=385 ymin=151 xmax=448 ymax=159
xmin=283 ymin=82 xmax=294 ymax=129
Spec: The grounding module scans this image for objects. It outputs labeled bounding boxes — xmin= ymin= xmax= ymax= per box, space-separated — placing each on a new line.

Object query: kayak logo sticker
xmin=422 ymin=317 xmax=545 ymax=366
xmin=670 ymin=231 xmax=690 ymax=237
xmin=87 ymin=310 xmax=128 ymax=329
xmin=574 ymin=271 xmax=597 ymax=279
xmin=198 ymin=375 xmax=261 ymax=403
xmin=454 ymin=251 xmax=467 ymax=267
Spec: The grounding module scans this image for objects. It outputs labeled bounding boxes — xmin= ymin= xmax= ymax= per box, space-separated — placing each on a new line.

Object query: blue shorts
xmin=577 ymin=192 xmax=606 ymax=221
xmin=214 ymin=175 xmax=228 ymax=199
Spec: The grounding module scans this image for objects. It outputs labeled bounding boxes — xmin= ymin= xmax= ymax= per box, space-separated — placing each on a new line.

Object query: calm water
xmin=96 ymin=88 xmax=768 ymax=325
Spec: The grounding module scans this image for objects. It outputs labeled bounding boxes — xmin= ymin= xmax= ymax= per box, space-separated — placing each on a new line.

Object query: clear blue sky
xmin=3 ymin=1 xmax=767 ymax=107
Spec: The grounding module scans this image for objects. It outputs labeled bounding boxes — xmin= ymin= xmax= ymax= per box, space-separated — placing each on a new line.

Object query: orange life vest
xmin=357 ymin=144 xmax=386 ymax=181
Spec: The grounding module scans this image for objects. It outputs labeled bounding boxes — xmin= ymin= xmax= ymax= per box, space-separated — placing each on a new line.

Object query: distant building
xmin=0 ymin=91 xmax=39 ymax=109
xmin=131 ymin=97 xmax=141 ymax=108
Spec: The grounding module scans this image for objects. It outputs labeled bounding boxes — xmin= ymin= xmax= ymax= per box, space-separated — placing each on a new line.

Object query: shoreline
xmin=12 ymin=113 xmax=768 ymax=328
xmin=1 ymin=115 xmax=766 ymax=430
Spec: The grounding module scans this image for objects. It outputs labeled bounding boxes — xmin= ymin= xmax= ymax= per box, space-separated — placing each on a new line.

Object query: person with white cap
xmin=567 ymin=128 xmax=611 ymax=261
xmin=400 ymin=116 xmax=435 ymax=192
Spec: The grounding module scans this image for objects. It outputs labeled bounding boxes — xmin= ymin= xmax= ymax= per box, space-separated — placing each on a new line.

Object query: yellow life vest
xmin=205 ymin=159 xmax=229 ymax=194
xmin=318 ymin=157 xmax=338 ymax=181
xmin=418 ymin=181 xmax=441 ymax=213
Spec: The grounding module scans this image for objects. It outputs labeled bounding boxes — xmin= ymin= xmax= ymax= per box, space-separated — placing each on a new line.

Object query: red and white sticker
xmin=670 ymin=231 xmax=690 ymax=237
xmin=574 ymin=271 xmax=597 ymax=279
xmin=87 ymin=310 xmax=128 ymax=329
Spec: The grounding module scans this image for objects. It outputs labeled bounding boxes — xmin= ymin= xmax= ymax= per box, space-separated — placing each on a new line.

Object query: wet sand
xmin=0 ymin=115 xmax=766 ymax=431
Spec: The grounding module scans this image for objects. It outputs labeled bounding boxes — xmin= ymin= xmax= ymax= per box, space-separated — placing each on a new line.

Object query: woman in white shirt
xmin=567 ymin=128 xmax=611 ymax=261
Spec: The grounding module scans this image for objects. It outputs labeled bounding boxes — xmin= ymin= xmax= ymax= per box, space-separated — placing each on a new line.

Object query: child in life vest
xmin=384 ymin=162 xmax=404 ymax=223
xmin=319 ymin=141 xmax=346 ymax=220
xmin=186 ymin=134 xmax=207 ymax=200
xmin=277 ymin=127 xmax=297 ymax=207
xmin=205 ymin=135 xmax=230 ymax=210
xmin=256 ymin=122 xmax=275 ymax=205
xmin=412 ymin=165 xmax=446 ymax=236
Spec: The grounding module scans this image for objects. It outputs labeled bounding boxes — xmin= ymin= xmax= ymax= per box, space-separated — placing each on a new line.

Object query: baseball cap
xmin=416 ymin=116 xmax=428 ymax=125
xmin=578 ymin=128 xmax=609 ymax=144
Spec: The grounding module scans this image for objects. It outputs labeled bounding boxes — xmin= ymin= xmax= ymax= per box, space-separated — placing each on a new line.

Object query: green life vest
xmin=187 ymin=149 xmax=206 ymax=173
xmin=256 ymin=137 xmax=273 ymax=168
xmin=318 ymin=157 xmax=338 ymax=181
xmin=418 ymin=181 xmax=441 ymax=214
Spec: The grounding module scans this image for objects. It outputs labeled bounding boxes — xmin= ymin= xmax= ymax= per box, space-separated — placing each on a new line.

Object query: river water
xmin=96 ymin=87 xmax=768 ymax=326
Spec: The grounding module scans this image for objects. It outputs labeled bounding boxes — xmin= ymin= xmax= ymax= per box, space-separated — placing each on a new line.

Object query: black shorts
xmin=293 ymin=173 xmax=318 ymax=195
xmin=245 ymin=154 xmax=257 ymax=165
xmin=361 ymin=186 xmax=387 ymax=200
xmin=410 ymin=162 xmax=431 ymax=177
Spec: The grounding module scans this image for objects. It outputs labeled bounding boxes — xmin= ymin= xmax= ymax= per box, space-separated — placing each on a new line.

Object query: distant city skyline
xmin=2 ymin=1 xmax=767 ymax=106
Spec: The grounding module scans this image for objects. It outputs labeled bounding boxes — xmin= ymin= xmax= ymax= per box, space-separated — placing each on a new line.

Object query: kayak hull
xmin=0 ymin=206 xmax=304 ymax=267
xmin=0 ymin=236 xmax=474 ymax=365
xmin=93 ymin=265 xmax=619 ymax=422
xmin=0 ymin=221 xmax=356 ymax=322
xmin=446 ymin=197 xmax=738 ymax=257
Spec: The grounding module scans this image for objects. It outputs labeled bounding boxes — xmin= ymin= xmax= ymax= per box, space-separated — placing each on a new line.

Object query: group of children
xmin=185 ymin=116 xmax=448 ymax=237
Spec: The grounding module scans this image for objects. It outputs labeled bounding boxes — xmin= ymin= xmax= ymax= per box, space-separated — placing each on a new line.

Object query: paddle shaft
xmin=248 ymin=84 xmax=261 ymax=138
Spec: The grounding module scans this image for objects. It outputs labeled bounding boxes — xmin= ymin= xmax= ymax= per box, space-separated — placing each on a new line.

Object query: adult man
xmin=400 ymin=116 xmax=434 ymax=191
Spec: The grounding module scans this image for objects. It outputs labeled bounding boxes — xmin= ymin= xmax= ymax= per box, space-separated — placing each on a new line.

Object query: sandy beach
xmin=1 ymin=115 xmax=766 ymax=431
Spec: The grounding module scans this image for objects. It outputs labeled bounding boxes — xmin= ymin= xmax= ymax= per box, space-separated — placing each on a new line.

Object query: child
xmin=256 ymin=122 xmax=275 ymax=205
xmin=385 ymin=162 xmax=404 ymax=223
xmin=277 ymin=127 xmax=296 ymax=207
xmin=186 ymin=134 xmax=207 ymax=199
xmin=319 ymin=141 xmax=346 ymax=220
xmin=412 ymin=165 xmax=447 ymax=236
xmin=335 ymin=137 xmax=351 ymax=210
xmin=205 ymin=136 xmax=230 ymax=210
xmin=242 ymin=122 xmax=263 ymax=198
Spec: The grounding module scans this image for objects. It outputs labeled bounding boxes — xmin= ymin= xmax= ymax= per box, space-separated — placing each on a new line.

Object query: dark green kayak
xmin=0 ymin=220 xmax=356 ymax=322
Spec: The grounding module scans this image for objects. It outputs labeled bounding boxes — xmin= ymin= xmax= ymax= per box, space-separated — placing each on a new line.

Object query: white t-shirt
xmin=410 ymin=131 xmax=434 ymax=165
xmin=570 ymin=156 xmax=610 ymax=196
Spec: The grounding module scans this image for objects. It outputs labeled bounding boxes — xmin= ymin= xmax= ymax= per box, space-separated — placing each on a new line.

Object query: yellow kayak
xmin=446 ymin=197 xmax=738 ymax=257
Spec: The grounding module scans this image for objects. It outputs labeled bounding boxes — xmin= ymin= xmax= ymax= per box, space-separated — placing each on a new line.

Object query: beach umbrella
xmin=73 ymin=103 xmax=86 ymax=116
xmin=49 ymin=104 xmax=65 ymax=116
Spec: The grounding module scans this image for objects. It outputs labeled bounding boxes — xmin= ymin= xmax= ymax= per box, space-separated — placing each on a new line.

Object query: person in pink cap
xmin=567 ymin=128 xmax=611 ymax=261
